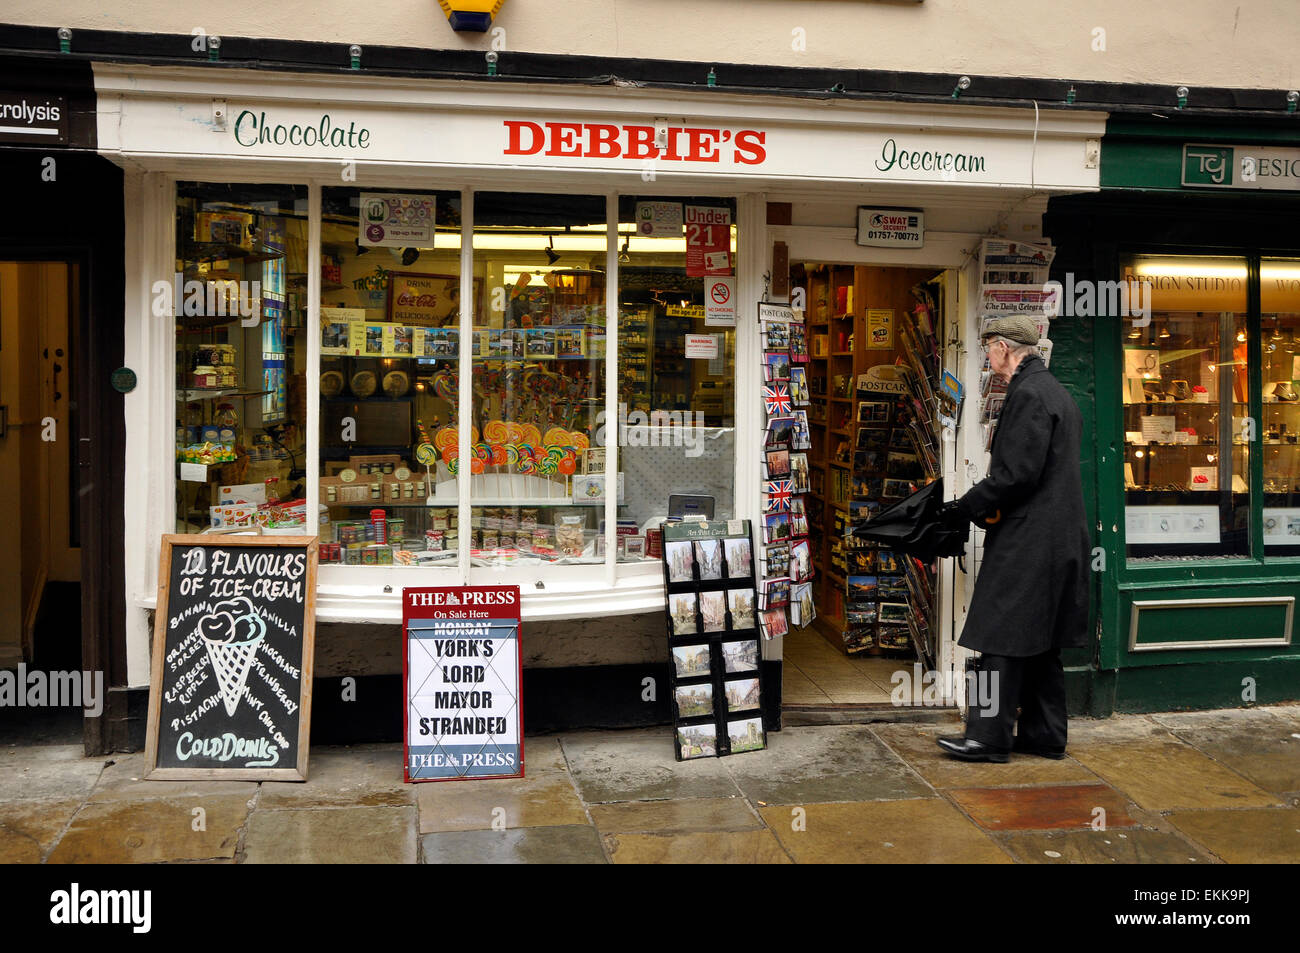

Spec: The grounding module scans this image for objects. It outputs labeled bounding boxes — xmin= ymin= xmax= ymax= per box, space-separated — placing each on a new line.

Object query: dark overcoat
xmin=955 ymin=354 xmax=1090 ymax=657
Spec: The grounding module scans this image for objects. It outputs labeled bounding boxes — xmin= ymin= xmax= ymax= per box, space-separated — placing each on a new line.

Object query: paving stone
xmin=996 ymin=828 xmax=1214 ymax=864
xmin=421 ymin=825 xmax=605 ymax=864
xmin=723 ymin=725 xmax=932 ymax=805
xmin=761 ymin=799 xmax=1012 ymax=863
xmin=243 ymin=806 xmax=417 ymax=863
xmin=0 ymin=798 xmax=82 ymax=863
xmin=259 ymin=744 xmax=412 ymax=809
xmin=48 ymin=795 xmax=250 ymax=863
xmin=946 ymin=783 xmax=1138 ymax=832
xmin=1067 ymin=715 xmax=1167 ymax=744
xmin=1167 ymin=726 xmax=1300 ymax=798
xmin=89 ymin=752 xmax=259 ymax=802
xmin=872 ymin=723 xmax=1100 ymax=789
xmin=1071 ymin=736 xmax=1281 ymax=811
xmin=0 ymin=746 xmax=104 ymax=801
xmin=604 ymin=829 xmax=792 ymax=864
xmin=560 ymin=729 xmax=740 ymax=803
xmin=1166 ymin=807 xmax=1300 ymax=864
xmin=588 ymin=797 xmax=761 ymax=834
xmin=1150 ymin=706 xmax=1296 ymax=733
xmin=416 ymin=738 xmax=587 ymax=833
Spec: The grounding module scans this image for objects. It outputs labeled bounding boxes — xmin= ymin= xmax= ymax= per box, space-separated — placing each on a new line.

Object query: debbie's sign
xmin=146 ymin=535 xmax=317 ymax=781
xmin=404 ymin=586 xmax=524 ymax=782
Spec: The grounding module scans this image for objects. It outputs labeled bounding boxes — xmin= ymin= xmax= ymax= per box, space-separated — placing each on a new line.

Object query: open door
xmin=0 ymin=261 xmax=82 ymax=671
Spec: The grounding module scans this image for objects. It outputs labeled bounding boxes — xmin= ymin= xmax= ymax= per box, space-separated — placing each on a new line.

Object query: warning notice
xmin=403 ymin=586 xmax=523 ymax=781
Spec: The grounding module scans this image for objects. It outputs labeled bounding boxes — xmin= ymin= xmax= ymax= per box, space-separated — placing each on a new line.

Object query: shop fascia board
xmin=94 ymin=63 xmax=1106 ymax=139
xmin=93 ymin=64 xmax=1106 ymax=192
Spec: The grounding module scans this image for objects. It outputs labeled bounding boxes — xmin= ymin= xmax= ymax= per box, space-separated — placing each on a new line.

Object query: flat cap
xmin=981 ymin=315 xmax=1041 ymax=346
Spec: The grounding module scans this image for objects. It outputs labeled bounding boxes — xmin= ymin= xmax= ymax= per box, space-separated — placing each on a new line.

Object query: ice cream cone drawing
xmin=197 ymin=597 xmax=267 ymax=717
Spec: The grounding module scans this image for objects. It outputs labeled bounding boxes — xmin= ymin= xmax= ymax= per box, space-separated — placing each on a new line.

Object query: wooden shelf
xmin=831 ymin=429 xmax=852 ymax=437
xmin=830 ymin=397 xmax=854 ymax=404
xmin=831 ymin=351 xmax=854 ymax=357
xmin=829 ymin=460 xmax=851 ymax=470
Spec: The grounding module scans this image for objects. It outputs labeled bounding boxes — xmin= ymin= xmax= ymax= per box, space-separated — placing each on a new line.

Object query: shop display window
xmin=316 ymin=187 xmax=463 ymax=566
xmin=177 ymin=184 xmax=743 ymax=578
xmin=615 ymin=196 xmax=738 ymax=556
xmin=469 ymin=192 xmax=608 ymax=566
xmin=1121 ymin=255 xmax=1250 ymax=558
xmin=174 ymin=183 xmax=309 ymax=534
xmin=1260 ymin=257 xmax=1300 ymax=556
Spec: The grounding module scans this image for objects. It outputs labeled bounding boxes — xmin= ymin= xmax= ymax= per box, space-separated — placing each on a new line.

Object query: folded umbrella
xmin=851 ymin=478 xmax=968 ymax=562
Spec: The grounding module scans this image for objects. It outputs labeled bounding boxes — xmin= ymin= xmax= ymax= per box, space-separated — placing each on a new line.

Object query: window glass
xmin=316 ymin=187 xmax=462 ymax=567
xmin=174 ymin=183 xmax=308 ymax=534
xmin=1120 ymin=255 xmax=1250 ymax=558
xmin=615 ymin=196 xmax=737 ymax=561
xmin=1261 ymin=257 xmax=1300 ymax=555
xmin=470 ymin=193 xmax=608 ymax=566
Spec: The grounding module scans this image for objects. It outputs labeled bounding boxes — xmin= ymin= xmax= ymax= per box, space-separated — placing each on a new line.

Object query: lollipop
xmin=483 ymin=420 xmax=509 ymax=444
xmin=446 ymin=456 xmax=460 ymax=476
xmin=544 ymin=427 xmax=570 ymax=446
xmin=558 ymin=456 xmax=577 ymax=475
xmin=491 ymin=444 xmax=507 ymax=467
xmin=571 ymin=431 xmax=590 ymax=450
xmin=434 ymin=426 xmax=458 ymax=452
xmin=433 ymin=372 xmax=457 ymax=400
xmin=505 ymin=444 xmax=520 ymax=467
xmin=415 ymin=443 xmax=438 ymax=466
xmin=517 ymin=452 xmax=535 ymax=474
xmin=470 ymin=457 xmax=484 ymax=474
xmin=474 ymin=442 xmax=492 ymax=462
xmin=505 ymin=422 xmax=524 ymax=443
xmin=521 ymin=423 xmax=541 ymax=446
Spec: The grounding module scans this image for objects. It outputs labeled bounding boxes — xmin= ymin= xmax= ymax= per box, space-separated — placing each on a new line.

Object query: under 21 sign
xmin=403 ymin=586 xmax=524 ymax=782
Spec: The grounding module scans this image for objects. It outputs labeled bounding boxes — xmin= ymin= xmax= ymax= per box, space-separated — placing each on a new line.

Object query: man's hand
xmin=938 ymin=500 xmax=968 ymax=528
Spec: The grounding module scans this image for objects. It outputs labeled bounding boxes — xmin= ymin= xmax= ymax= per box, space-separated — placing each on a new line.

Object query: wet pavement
xmin=1 ymin=704 xmax=1298 ymax=863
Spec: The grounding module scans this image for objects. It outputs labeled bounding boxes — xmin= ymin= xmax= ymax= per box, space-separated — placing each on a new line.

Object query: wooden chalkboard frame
xmin=145 ymin=534 xmax=319 ymax=782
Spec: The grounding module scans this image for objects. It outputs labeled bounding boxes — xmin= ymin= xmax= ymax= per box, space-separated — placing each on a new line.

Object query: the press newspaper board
xmin=145 ymin=534 xmax=318 ymax=781
xmin=661 ymin=520 xmax=766 ymax=760
xmin=404 ymin=586 xmax=524 ymax=782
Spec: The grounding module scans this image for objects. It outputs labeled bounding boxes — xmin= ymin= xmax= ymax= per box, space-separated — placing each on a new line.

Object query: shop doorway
xmin=781 ymin=261 xmax=959 ymax=712
xmin=0 ymin=261 xmax=82 ymax=673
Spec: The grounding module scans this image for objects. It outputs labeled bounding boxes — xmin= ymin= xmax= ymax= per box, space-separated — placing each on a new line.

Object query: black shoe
xmin=1012 ymin=737 xmax=1067 ymax=760
xmin=936 ymin=736 xmax=1009 ymax=763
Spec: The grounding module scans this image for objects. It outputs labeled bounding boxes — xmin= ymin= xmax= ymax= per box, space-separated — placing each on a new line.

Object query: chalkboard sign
xmin=145 ymin=534 xmax=318 ymax=781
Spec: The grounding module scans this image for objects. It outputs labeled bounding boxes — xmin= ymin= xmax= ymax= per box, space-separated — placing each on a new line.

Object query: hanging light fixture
xmin=545 ymin=236 xmax=560 ymax=265
xmin=619 ymin=237 xmax=631 ymax=263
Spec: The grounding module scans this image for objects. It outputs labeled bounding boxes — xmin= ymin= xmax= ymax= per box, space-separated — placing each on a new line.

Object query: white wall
xmin=10 ymin=0 xmax=1299 ymax=90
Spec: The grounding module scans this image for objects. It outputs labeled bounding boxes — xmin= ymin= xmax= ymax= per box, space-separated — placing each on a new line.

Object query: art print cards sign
xmin=404 ymin=586 xmax=524 ymax=782
xmin=146 ymin=535 xmax=317 ymax=781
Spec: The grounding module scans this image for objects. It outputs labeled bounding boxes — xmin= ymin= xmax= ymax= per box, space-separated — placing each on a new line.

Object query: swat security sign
xmin=857 ymin=207 xmax=924 ymax=248
xmin=404 ymin=586 xmax=523 ymax=782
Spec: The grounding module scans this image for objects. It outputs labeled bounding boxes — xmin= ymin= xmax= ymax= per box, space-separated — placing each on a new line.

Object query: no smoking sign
xmin=705 ymin=276 xmax=736 ymax=327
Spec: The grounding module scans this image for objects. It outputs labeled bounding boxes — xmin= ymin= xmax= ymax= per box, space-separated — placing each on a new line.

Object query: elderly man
xmin=936 ymin=315 xmax=1090 ymax=763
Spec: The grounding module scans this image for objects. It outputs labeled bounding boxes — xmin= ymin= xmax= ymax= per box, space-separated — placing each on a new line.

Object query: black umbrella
xmin=851 ymin=478 xmax=967 ymax=562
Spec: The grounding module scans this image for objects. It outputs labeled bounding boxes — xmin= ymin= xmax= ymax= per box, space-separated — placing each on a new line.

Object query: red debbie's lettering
xmin=502 ymin=120 xmax=766 ymax=165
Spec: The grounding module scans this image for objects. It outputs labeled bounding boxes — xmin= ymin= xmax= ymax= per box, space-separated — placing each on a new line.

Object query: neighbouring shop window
xmin=316 ymin=187 xmax=463 ymax=566
xmin=174 ymin=183 xmax=308 ymax=534
xmin=615 ymin=196 xmax=737 ymax=553
xmin=1121 ymin=254 xmax=1250 ymax=558
xmin=470 ymin=192 xmax=608 ymax=566
xmin=1261 ymin=257 xmax=1300 ymax=556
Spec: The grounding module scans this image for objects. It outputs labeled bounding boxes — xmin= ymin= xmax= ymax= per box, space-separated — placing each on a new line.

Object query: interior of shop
xmin=782 ymin=261 xmax=947 ymax=706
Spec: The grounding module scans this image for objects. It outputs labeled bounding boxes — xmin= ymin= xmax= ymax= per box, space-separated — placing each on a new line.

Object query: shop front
xmin=1045 ymin=116 xmax=1300 ymax=714
xmin=95 ymin=62 xmax=1105 ymax=741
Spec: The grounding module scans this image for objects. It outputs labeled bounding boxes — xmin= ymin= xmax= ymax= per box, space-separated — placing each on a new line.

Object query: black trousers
xmin=963 ymin=649 xmax=1067 ymax=751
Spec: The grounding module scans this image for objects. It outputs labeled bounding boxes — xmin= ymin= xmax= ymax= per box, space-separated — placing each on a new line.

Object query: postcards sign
xmin=404 ymin=586 xmax=523 ymax=782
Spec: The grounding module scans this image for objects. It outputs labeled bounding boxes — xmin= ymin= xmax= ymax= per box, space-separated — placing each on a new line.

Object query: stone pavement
xmin=1 ymin=705 xmax=1298 ymax=863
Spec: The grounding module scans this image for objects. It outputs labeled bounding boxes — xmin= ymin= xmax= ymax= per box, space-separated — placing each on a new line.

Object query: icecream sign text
xmin=503 ymin=120 xmax=767 ymax=165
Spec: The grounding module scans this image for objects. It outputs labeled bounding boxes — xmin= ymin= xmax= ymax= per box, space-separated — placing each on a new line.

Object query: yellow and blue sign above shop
xmin=438 ymin=0 xmax=506 ymax=32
